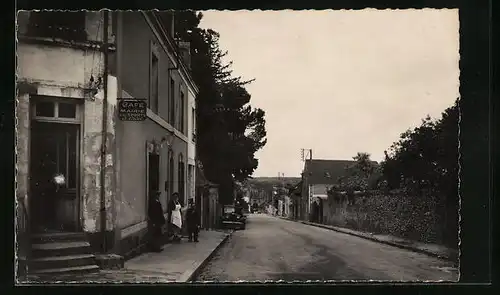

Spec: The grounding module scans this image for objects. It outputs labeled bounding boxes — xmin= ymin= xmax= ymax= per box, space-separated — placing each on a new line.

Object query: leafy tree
xmin=162 ymin=11 xmax=267 ymax=204
xmin=381 ymin=98 xmax=459 ymax=197
xmin=352 ymin=152 xmax=376 ymax=178
xmin=220 ymin=81 xmax=267 ymax=181
xmin=336 ymin=152 xmax=379 ymax=192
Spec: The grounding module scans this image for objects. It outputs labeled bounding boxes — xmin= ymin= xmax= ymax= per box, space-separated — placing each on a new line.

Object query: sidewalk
xmin=278 ymin=216 xmax=458 ymax=264
xmin=25 ymin=229 xmax=232 ymax=284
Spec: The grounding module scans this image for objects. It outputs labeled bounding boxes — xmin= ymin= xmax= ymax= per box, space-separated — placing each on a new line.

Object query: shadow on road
xmin=273 ymin=226 xmax=378 ymax=281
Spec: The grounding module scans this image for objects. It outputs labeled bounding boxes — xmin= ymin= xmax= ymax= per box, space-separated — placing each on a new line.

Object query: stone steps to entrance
xmin=29 ymin=232 xmax=100 ymax=276
xmin=30 ymin=254 xmax=96 ymax=271
xmin=32 ymin=241 xmax=92 ymax=257
xmin=32 ymin=232 xmax=87 ymax=243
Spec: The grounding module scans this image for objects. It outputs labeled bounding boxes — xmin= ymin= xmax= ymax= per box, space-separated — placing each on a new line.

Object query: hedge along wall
xmin=323 ymin=190 xmax=449 ymax=245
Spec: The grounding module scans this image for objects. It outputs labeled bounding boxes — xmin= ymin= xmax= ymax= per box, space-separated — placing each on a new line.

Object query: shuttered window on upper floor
xmin=149 ymin=42 xmax=160 ymax=114
xmin=169 ymin=78 xmax=176 ymax=126
xmin=192 ymin=107 xmax=196 ymax=142
xmin=180 ymin=91 xmax=185 ymax=134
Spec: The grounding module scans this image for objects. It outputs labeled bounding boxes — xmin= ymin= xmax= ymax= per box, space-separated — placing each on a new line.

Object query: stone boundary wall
xmin=323 ymin=190 xmax=457 ymax=246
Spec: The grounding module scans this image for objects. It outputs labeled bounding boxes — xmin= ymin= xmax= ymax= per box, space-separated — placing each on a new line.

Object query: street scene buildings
xmin=16 ymin=10 xmax=217 ymax=278
xmin=16 ymin=9 xmax=460 ymax=283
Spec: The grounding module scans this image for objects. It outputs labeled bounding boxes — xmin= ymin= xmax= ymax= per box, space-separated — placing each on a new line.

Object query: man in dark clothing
xmin=186 ymin=198 xmax=200 ymax=242
xmin=147 ymin=191 xmax=165 ymax=252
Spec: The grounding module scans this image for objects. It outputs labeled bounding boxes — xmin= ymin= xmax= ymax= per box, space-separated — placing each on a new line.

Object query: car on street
xmin=220 ymin=205 xmax=246 ymax=230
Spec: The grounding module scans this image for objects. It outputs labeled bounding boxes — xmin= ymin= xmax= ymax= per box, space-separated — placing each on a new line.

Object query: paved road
xmin=195 ymin=214 xmax=458 ymax=282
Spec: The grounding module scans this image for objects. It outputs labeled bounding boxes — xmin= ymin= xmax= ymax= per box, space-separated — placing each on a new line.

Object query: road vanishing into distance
xmin=195 ymin=214 xmax=458 ymax=282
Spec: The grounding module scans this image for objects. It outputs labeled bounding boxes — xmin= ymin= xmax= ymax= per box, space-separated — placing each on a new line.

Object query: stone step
xmin=32 ymin=232 xmax=87 ymax=243
xmin=30 ymin=254 xmax=96 ymax=271
xmin=32 ymin=241 xmax=92 ymax=258
xmin=30 ymin=264 xmax=99 ymax=276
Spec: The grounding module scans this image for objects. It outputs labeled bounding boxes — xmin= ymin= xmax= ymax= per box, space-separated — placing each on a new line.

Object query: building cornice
xmin=141 ymin=12 xmax=199 ymax=96
xmin=17 ymin=35 xmax=116 ymax=52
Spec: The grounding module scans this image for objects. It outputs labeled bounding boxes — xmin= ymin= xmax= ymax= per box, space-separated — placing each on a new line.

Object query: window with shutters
xmin=149 ymin=42 xmax=160 ymax=113
xmin=191 ymin=107 xmax=196 ymax=142
xmin=168 ymin=150 xmax=175 ymax=201
xmin=180 ymin=91 xmax=185 ymax=134
xmin=169 ymin=78 xmax=176 ymax=126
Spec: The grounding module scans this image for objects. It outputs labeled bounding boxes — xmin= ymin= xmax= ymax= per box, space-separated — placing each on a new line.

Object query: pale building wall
xmin=117 ymin=91 xmax=188 ymax=229
xmin=117 ymin=12 xmax=194 ymax=237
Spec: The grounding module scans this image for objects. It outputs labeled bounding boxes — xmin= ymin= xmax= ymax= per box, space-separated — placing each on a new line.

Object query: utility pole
xmin=300 ymin=148 xmax=313 ymax=162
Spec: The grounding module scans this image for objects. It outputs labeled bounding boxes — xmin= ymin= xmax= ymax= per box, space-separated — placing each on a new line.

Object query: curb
xmin=298 ymin=221 xmax=458 ymax=263
xmin=182 ymin=230 xmax=234 ymax=282
xmin=276 ymin=216 xmax=297 ymax=222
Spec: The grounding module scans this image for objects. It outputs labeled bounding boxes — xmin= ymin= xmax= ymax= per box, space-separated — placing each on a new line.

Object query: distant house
xmin=299 ymin=159 xmax=378 ymax=222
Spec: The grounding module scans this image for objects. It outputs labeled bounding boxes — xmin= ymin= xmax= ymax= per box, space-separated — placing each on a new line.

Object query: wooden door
xmin=30 ymin=122 xmax=80 ymax=232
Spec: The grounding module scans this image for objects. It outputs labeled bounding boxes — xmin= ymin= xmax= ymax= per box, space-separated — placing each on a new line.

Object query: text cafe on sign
xmin=118 ymin=99 xmax=147 ymax=121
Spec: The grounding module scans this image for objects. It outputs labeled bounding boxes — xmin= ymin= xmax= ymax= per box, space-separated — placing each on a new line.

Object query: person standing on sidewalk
xmin=167 ymin=192 xmax=183 ymax=242
xmin=186 ymin=198 xmax=200 ymax=242
xmin=147 ymin=191 xmax=165 ymax=252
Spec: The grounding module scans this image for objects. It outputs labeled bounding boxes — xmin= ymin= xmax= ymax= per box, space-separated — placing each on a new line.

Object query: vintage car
xmin=220 ymin=205 xmax=246 ymax=230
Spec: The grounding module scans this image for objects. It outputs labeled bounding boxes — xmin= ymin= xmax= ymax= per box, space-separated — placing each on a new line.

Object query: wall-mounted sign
xmin=118 ymin=99 xmax=147 ymax=121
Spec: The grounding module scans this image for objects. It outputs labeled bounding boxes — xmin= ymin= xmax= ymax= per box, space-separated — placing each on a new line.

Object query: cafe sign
xmin=118 ymin=99 xmax=147 ymax=121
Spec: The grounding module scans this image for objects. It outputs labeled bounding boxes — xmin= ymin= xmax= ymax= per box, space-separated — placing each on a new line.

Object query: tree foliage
xmin=335 ymin=152 xmax=379 ymax=192
xmin=381 ymin=98 xmax=459 ymax=200
xmin=163 ymin=11 xmax=267 ymax=204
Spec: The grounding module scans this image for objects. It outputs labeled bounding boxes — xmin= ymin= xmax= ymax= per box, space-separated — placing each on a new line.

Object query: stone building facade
xmin=16 ymin=11 xmax=198 ymax=276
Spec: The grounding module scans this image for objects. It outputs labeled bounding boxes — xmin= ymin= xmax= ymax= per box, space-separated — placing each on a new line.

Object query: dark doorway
xmin=30 ymin=122 xmax=80 ymax=233
xmin=148 ymin=153 xmax=160 ymax=199
xmin=318 ymin=198 xmax=324 ymax=224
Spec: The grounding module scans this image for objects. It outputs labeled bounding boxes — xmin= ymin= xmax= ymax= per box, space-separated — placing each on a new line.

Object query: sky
xmin=199 ymin=9 xmax=460 ymax=178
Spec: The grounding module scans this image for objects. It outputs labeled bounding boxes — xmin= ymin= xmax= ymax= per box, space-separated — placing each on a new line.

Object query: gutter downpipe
xmin=100 ymin=10 xmax=110 ymax=253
